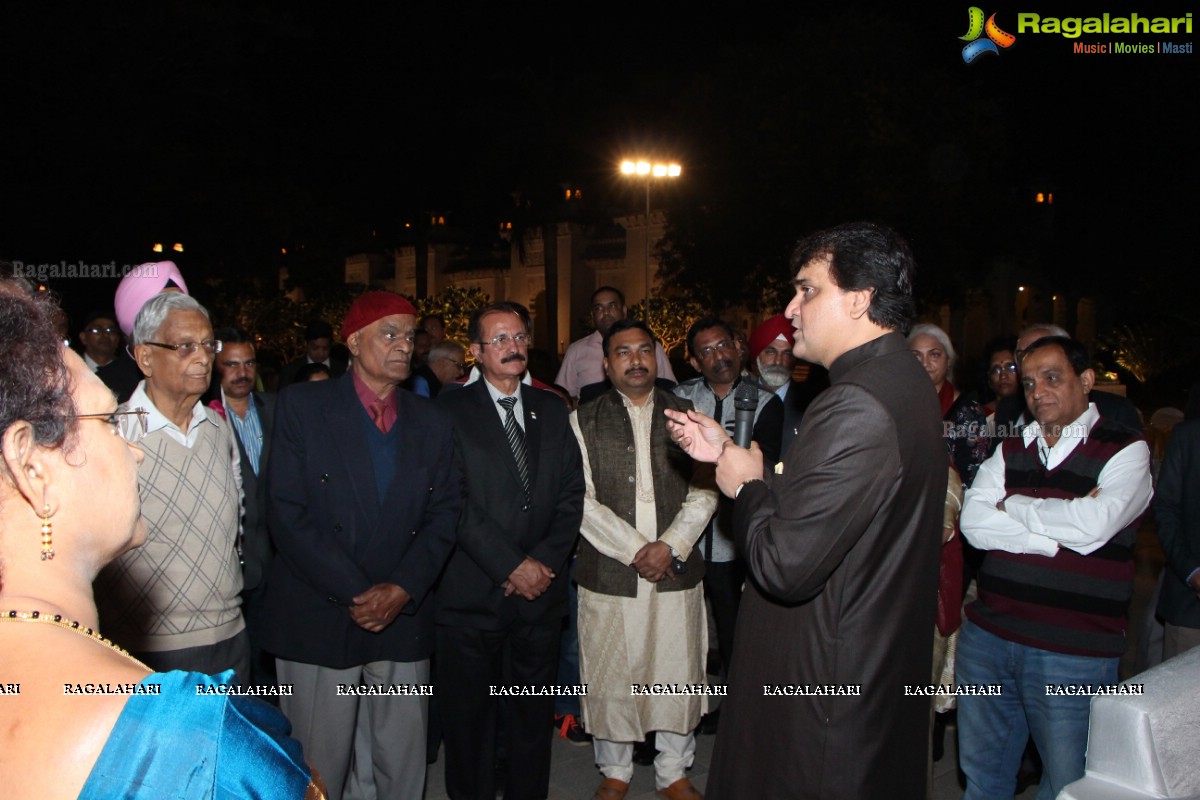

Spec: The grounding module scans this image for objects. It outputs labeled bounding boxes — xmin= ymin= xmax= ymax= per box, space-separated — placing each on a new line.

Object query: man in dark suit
xmin=212 ymin=327 xmax=277 ymax=693
xmin=436 ymin=301 xmax=585 ymax=800
xmin=261 ymin=292 xmax=461 ymax=800
xmin=278 ymin=319 xmax=349 ymax=389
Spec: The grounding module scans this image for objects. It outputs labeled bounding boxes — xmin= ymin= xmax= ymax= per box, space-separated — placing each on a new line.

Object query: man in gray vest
xmin=673 ymin=317 xmax=782 ymax=733
xmin=572 ymin=319 xmax=717 ymax=800
xmin=98 ymin=292 xmax=248 ymax=679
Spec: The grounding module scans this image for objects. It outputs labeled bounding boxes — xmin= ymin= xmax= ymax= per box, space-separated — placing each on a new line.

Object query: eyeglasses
xmin=440 ymin=357 xmax=467 ymax=372
xmin=478 ymin=333 xmax=531 ymax=348
xmin=696 ymin=340 xmax=734 ymax=359
xmin=73 ymin=410 xmax=150 ymax=443
xmin=989 ymin=362 xmax=1018 ymax=376
xmin=143 ymin=339 xmax=223 ymax=357
xmin=85 ymin=326 xmax=117 ymax=336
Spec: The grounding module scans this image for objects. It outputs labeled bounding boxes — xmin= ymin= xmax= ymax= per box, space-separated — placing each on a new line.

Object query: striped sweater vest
xmin=966 ymin=419 xmax=1143 ymax=657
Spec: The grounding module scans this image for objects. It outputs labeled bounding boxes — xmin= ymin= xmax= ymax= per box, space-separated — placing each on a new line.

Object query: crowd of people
xmin=1 ymin=219 xmax=1195 ymax=800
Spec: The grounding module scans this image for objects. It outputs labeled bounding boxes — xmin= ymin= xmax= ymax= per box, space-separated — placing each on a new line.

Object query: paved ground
xmin=423 ymin=520 xmax=1164 ymax=799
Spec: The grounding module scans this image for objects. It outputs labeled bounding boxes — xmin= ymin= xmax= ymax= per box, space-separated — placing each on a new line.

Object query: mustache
xmin=624 ymin=366 xmax=648 ymax=376
xmin=501 ymin=353 xmax=527 ymax=364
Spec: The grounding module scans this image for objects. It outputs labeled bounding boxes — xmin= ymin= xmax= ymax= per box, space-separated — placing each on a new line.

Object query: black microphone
xmin=732 ymin=381 xmax=758 ymax=449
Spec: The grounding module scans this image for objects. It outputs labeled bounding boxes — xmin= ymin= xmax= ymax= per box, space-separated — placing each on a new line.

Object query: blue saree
xmin=79 ymin=671 xmax=311 ymax=799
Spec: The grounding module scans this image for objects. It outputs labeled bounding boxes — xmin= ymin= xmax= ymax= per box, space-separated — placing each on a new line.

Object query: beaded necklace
xmin=1 ymin=610 xmax=148 ymax=669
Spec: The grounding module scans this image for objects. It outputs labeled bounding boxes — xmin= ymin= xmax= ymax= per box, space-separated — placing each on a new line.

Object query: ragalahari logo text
xmin=960 ymin=8 xmax=1017 ymax=62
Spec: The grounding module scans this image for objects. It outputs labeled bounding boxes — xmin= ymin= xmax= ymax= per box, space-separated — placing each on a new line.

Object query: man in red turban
xmin=748 ymin=314 xmax=828 ymax=457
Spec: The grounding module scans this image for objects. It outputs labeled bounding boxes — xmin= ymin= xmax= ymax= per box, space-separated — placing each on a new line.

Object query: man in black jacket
xmin=437 ymin=302 xmax=585 ymax=800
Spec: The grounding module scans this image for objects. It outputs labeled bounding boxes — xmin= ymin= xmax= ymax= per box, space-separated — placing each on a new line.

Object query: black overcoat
xmin=708 ymin=332 xmax=948 ymax=800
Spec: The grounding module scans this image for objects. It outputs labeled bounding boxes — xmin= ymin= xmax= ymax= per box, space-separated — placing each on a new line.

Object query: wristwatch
xmin=665 ymin=543 xmax=686 ymax=575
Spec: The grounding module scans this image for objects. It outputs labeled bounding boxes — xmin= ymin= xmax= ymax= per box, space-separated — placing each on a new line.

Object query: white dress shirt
xmin=961 ymin=403 xmax=1152 ymax=557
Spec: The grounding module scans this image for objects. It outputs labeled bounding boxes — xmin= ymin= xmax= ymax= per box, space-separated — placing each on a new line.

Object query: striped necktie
xmin=497 ymin=396 xmax=531 ymax=498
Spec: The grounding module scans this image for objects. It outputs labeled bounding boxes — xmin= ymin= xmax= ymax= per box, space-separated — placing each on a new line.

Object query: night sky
xmin=2 ymin=4 xmax=1196 ymax=319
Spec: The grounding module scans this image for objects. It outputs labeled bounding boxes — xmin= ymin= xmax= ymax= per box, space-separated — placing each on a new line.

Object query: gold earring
xmin=40 ymin=503 xmax=55 ymax=560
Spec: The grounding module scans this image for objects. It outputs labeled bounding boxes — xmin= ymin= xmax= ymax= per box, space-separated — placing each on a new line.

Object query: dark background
xmin=2 ymin=3 xmax=1195 ymax=328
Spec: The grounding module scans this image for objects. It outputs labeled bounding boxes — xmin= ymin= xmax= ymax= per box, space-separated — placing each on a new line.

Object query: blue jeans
xmin=554 ymin=556 xmax=581 ymax=716
xmin=957 ymin=621 xmax=1118 ymax=800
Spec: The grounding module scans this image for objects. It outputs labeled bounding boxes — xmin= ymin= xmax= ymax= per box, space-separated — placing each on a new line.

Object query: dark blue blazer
xmin=260 ymin=373 xmax=462 ymax=668
xmin=436 ymin=380 xmax=584 ymax=630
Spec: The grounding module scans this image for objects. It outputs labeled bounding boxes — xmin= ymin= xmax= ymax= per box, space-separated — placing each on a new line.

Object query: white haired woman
xmin=908 ymin=323 xmax=991 ymax=767
xmin=0 ymin=286 xmax=323 ymax=798
xmin=909 ymin=323 xmax=990 ymax=487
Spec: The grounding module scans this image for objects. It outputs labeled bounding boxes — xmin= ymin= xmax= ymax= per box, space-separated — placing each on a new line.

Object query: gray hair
xmin=907 ymin=323 xmax=956 ymax=368
xmin=428 ymin=341 xmax=464 ymax=362
xmin=1018 ymin=322 xmax=1070 ymax=343
xmin=131 ymin=292 xmax=210 ymax=346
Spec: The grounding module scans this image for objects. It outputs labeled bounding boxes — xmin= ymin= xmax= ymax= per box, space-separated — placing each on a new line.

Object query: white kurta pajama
xmin=570 ymin=394 xmax=717 ymax=788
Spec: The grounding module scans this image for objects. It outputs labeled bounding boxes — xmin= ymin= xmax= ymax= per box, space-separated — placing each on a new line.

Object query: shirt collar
xmin=702 ymin=374 xmax=742 ymax=400
xmin=220 ymin=387 xmax=259 ymax=419
xmin=483 ymin=375 xmax=521 ymax=403
xmin=1022 ymin=402 xmax=1098 ymax=453
xmin=351 ymin=369 xmax=397 ymax=414
xmin=125 ymin=380 xmax=212 ymax=436
xmin=616 ymin=389 xmax=655 ymax=411
xmin=463 ymin=366 xmax=532 ymax=387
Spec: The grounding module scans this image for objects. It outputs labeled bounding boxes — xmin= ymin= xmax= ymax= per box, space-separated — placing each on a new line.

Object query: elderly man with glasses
xmin=413 ymin=340 xmax=467 ymax=398
xmin=95 ymin=291 xmax=251 ymax=682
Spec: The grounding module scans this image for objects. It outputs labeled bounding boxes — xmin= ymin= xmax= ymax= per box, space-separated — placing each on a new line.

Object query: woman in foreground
xmin=0 ymin=286 xmax=323 ymax=799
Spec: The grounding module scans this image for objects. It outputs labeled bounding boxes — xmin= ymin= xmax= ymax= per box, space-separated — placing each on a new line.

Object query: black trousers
xmin=437 ymin=619 xmax=561 ymax=800
xmin=703 ymin=559 xmax=746 ymax=682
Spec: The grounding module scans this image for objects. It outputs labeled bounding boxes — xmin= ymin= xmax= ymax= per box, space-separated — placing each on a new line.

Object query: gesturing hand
xmin=663 ymin=407 xmax=730 ymax=464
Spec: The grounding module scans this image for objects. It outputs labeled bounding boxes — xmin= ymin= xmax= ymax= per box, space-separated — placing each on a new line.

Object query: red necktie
xmin=369 ymin=399 xmax=389 ymax=433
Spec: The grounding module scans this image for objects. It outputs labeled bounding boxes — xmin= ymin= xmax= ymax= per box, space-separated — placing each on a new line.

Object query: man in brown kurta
xmin=667 ymin=222 xmax=947 ymax=799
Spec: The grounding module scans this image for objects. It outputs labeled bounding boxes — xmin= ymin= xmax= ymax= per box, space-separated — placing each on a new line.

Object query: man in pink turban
xmin=114 ymin=260 xmax=189 ymax=338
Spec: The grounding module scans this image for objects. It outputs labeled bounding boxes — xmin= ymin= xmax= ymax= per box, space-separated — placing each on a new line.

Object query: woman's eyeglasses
xmin=73 ymin=409 xmax=150 ymax=443
xmin=988 ymin=362 xmax=1017 ymax=377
